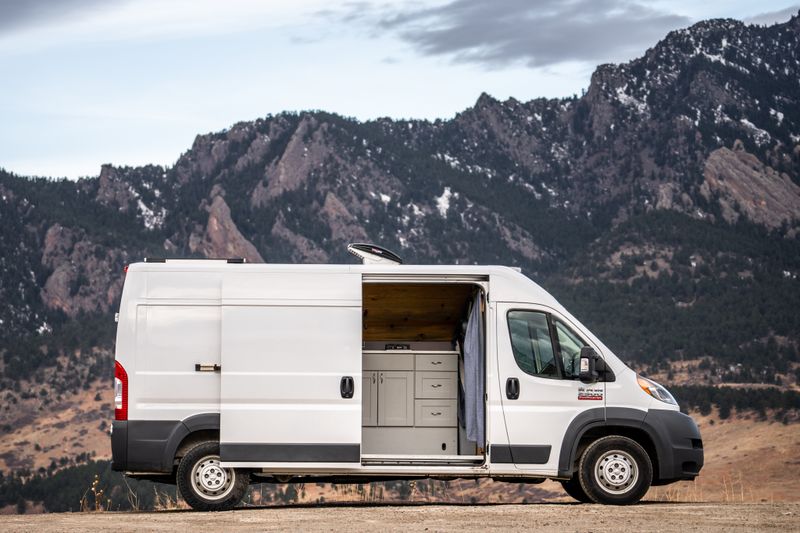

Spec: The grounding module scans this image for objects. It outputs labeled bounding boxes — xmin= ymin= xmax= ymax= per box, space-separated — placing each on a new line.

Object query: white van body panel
xmin=220 ymin=303 xmax=362 ymax=467
xmin=133 ymin=305 xmax=221 ymax=420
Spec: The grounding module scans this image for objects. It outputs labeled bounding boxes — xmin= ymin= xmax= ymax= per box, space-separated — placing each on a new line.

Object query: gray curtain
xmin=464 ymin=291 xmax=485 ymax=446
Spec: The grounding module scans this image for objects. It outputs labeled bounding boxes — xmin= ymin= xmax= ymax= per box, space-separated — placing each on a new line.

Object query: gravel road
xmin=1 ymin=502 xmax=796 ymax=532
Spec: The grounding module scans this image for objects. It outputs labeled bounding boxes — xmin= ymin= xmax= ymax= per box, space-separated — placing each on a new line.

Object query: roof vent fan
xmin=347 ymin=243 xmax=403 ymax=265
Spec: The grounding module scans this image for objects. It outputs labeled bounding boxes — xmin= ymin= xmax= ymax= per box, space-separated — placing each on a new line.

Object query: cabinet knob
xmin=431 ymin=383 xmax=442 ymax=388
xmin=430 ymin=411 xmax=442 ymax=416
xmin=430 ymin=361 xmax=442 ymax=365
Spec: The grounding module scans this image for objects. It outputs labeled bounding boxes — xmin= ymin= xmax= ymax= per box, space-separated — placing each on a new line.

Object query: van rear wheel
xmin=577 ymin=435 xmax=652 ymax=505
xmin=177 ymin=441 xmax=249 ymax=511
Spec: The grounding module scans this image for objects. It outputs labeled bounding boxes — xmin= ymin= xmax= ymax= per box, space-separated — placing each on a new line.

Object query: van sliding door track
xmin=360 ymin=454 xmax=485 ymax=466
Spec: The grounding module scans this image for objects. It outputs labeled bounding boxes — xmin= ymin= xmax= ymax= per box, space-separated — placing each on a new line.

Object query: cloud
xmin=744 ymin=5 xmax=799 ymax=26
xmin=0 ymin=0 xmax=116 ymax=35
xmin=345 ymin=0 xmax=691 ymax=68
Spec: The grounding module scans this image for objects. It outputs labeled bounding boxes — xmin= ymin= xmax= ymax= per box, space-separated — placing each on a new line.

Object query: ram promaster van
xmin=110 ymin=244 xmax=703 ymax=510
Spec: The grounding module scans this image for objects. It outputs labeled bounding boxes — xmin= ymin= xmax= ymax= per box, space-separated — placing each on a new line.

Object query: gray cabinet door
xmin=378 ymin=371 xmax=414 ymax=426
xmin=362 ymin=372 xmax=378 ymax=426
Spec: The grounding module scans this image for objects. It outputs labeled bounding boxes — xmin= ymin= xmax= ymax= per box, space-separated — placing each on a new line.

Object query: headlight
xmin=637 ymin=375 xmax=677 ymax=405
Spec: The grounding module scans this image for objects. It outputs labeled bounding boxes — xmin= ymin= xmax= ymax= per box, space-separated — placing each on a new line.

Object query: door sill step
xmin=361 ymin=454 xmax=484 ymax=466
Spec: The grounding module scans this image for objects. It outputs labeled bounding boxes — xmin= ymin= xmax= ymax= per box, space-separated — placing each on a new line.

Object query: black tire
xmin=577 ymin=435 xmax=652 ymax=505
xmin=177 ymin=441 xmax=249 ymax=511
xmin=560 ymin=476 xmax=593 ymax=503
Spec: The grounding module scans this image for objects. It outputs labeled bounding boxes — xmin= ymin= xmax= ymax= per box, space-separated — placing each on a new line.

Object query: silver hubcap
xmin=191 ymin=455 xmax=235 ymax=500
xmin=594 ymin=449 xmax=638 ymax=495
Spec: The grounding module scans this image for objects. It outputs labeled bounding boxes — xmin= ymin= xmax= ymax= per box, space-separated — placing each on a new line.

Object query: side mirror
xmin=579 ymin=347 xmax=599 ymax=383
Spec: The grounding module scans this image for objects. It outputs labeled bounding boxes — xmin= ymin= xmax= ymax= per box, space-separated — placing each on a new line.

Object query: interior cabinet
xmin=377 ymin=371 xmax=414 ymax=426
xmin=361 ymin=367 xmax=414 ymax=428
xmin=361 ymin=371 xmax=378 ymax=426
xmin=362 ymin=350 xmax=459 ymax=455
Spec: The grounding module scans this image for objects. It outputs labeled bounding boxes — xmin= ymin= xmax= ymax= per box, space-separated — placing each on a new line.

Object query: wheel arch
xmin=558 ymin=407 xmax=662 ymax=479
xmin=162 ymin=413 xmax=220 ymax=471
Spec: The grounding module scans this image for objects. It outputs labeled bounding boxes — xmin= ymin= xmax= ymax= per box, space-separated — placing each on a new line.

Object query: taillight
xmin=114 ymin=360 xmax=128 ymax=420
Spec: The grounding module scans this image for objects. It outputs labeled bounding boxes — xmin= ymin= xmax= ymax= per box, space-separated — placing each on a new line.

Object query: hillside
xmin=0 ymin=12 xmax=799 ymax=509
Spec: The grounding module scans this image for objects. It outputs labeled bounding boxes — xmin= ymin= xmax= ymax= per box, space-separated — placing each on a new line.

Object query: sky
xmin=0 ymin=0 xmax=797 ymax=179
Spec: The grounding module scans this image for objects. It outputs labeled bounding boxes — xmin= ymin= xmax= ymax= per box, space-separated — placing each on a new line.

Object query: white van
xmin=110 ymin=245 xmax=703 ymax=510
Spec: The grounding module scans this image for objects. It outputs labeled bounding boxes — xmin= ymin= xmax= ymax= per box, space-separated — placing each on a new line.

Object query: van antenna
xmin=347 ymin=243 xmax=403 ymax=265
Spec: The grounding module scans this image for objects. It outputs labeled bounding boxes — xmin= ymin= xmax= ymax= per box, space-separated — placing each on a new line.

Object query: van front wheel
xmin=577 ymin=435 xmax=652 ymax=505
xmin=560 ymin=477 xmax=592 ymax=503
xmin=177 ymin=441 xmax=249 ymax=511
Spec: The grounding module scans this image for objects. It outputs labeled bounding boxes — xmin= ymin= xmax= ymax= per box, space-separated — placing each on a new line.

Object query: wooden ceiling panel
xmin=362 ymin=283 xmax=474 ymax=341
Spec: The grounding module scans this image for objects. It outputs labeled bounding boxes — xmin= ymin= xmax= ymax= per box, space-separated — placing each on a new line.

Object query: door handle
xmin=372 ymin=372 xmax=376 ymax=384
xmin=506 ymin=377 xmax=520 ymax=400
xmin=195 ymin=363 xmax=221 ymax=372
xmin=340 ymin=376 xmax=354 ymax=399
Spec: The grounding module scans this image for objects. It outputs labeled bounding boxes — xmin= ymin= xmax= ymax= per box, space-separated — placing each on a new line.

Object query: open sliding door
xmin=219 ymin=270 xmax=362 ymax=469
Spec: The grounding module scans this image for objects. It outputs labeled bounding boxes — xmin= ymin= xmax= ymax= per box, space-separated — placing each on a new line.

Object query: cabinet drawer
xmin=415 ymin=353 xmax=458 ymax=372
xmin=415 ymin=371 xmax=457 ymax=399
xmin=415 ymin=400 xmax=457 ymax=427
xmin=363 ymin=353 xmax=414 ymax=371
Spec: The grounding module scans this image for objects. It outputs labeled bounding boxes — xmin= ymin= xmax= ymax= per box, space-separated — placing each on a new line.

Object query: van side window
xmin=554 ymin=320 xmax=589 ymax=379
xmin=507 ymin=311 xmax=559 ymax=378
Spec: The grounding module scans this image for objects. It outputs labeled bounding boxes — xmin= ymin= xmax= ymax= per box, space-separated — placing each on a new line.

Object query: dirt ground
xmin=1 ymin=502 xmax=797 ymax=532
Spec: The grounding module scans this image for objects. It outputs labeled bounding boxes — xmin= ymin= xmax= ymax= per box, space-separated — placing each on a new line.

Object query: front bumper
xmin=644 ymin=409 xmax=704 ymax=484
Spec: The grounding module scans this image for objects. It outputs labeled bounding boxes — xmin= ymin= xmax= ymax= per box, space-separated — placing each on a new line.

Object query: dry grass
xmin=650 ymin=471 xmax=763 ymax=503
xmin=0 ymin=381 xmax=112 ymax=472
xmin=79 ymin=475 xmax=110 ymax=512
xmin=152 ymin=488 xmax=187 ymax=511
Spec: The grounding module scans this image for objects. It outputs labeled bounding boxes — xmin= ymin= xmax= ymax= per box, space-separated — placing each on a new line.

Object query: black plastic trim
xmin=220 ymin=443 xmax=361 ymax=463
xmin=557 ymin=407 xmax=641 ymax=477
xmin=111 ymin=420 xmax=128 ymax=471
xmin=125 ymin=420 xmax=182 ymax=472
xmin=113 ymin=414 xmax=222 ymax=473
xmin=161 ymin=413 xmax=221 ymax=471
xmin=644 ymin=409 xmax=704 ymax=483
xmin=182 ymin=413 xmax=221 ymax=432
xmin=143 ymin=257 xmax=246 ymax=263
xmin=490 ymin=445 xmax=551 ymax=464
xmin=557 ymin=407 xmax=704 ymax=484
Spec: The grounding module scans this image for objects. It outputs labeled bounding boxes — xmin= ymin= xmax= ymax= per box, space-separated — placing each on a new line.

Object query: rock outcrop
xmin=702 ymin=146 xmax=800 ymax=229
xmin=95 ymin=165 xmax=134 ymax=212
xmin=40 ymin=224 xmax=126 ymax=316
xmin=189 ymin=193 xmax=264 ymax=263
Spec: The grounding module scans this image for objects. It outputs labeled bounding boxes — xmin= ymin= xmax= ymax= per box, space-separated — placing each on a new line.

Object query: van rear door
xmin=219 ymin=270 xmax=362 ymax=469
